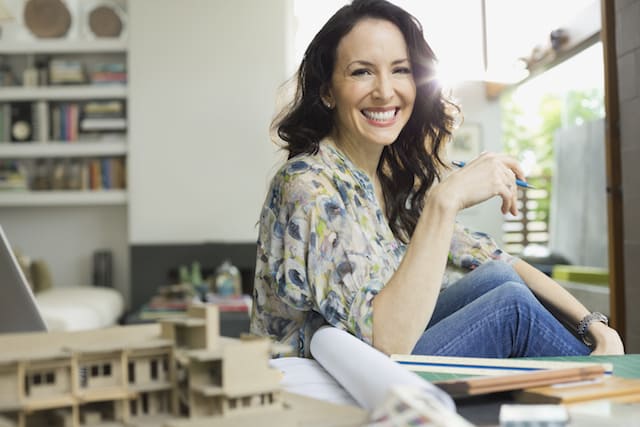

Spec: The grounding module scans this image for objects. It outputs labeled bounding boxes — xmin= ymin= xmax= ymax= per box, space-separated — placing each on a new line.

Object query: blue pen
xmin=451 ymin=160 xmax=535 ymax=189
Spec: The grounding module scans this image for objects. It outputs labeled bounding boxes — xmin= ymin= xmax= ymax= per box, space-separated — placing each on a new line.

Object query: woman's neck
xmin=329 ymin=131 xmax=382 ymax=179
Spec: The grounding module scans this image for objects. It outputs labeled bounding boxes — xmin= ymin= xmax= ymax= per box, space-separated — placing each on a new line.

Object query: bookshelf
xmin=0 ymin=41 xmax=128 ymax=202
xmin=0 ymin=0 xmax=130 ymax=311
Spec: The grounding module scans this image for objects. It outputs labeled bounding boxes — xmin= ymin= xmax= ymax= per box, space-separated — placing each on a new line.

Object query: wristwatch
xmin=577 ymin=312 xmax=608 ymax=346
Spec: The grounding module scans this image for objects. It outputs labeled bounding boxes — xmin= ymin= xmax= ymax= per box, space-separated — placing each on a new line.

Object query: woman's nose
xmin=372 ymin=73 xmax=394 ymax=101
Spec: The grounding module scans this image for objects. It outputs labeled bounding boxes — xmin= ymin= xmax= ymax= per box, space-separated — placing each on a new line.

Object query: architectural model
xmin=0 ymin=305 xmax=366 ymax=427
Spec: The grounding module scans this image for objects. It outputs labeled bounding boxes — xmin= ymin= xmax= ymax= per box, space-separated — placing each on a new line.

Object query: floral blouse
xmin=250 ymin=140 xmax=516 ymax=357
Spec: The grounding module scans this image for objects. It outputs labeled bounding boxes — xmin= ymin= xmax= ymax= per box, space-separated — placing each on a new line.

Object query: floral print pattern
xmin=250 ymin=140 xmax=516 ymax=357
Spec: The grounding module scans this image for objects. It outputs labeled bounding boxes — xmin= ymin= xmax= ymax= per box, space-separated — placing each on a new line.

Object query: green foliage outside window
xmin=500 ymin=87 xmax=604 ymax=252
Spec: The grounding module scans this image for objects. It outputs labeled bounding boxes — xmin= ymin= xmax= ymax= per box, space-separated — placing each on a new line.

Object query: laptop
xmin=0 ymin=225 xmax=47 ymax=333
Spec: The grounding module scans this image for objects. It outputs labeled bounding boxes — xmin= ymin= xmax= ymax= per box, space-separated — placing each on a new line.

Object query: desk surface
xmin=453 ymin=355 xmax=640 ymax=427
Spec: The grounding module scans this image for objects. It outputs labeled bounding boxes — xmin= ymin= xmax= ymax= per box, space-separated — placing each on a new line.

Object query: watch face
xmin=12 ymin=120 xmax=32 ymax=141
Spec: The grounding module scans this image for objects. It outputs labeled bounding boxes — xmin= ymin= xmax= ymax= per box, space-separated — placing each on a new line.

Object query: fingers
xmin=499 ymin=183 xmax=518 ymax=216
xmin=446 ymin=152 xmax=523 ymax=215
xmin=474 ymin=152 xmax=520 ymax=215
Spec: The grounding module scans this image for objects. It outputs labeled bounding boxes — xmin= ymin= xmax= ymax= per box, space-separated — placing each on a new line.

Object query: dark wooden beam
xmin=600 ymin=0 xmax=626 ymax=340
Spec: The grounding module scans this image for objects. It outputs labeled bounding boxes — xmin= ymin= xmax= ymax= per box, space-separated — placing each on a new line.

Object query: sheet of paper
xmin=269 ymin=357 xmax=359 ymax=407
xmin=309 ymin=326 xmax=455 ymax=411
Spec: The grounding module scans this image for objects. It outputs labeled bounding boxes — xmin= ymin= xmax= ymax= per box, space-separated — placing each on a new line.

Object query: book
xmin=435 ymin=364 xmax=606 ymax=397
xmin=391 ymin=354 xmax=612 ymax=397
xmin=0 ymin=104 xmax=8 ymax=142
xmin=80 ymin=117 xmax=127 ymax=131
xmin=515 ymin=376 xmax=640 ymax=404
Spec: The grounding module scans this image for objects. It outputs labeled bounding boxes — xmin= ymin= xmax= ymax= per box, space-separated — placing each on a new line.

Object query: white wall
xmin=550 ymin=119 xmax=608 ymax=267
xmin=450 ymin=81 xmax=506 ymax=246
xmin=1 ymin=207 xmax=128 ymax=296
xmin=126 ymin=1 xmax=505 ymax=246
xmin=128 ymin=0 xmax=291 ymax=244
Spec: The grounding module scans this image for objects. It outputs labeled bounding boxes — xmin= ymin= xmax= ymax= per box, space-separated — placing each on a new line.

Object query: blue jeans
xmin=411 ymin=261 xmax=591 ymax=357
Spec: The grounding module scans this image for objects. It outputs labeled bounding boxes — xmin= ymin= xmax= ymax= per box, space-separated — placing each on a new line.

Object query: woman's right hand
xmin=434 ymin=152 xmax=526 ymax=216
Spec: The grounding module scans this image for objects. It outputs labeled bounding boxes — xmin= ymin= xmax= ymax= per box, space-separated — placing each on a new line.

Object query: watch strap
xmin=577 ymin=312 xmax=608 ymax=346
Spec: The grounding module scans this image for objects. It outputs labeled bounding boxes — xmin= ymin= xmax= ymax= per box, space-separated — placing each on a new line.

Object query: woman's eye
xmin=351 ymin=69 xmax=371 ymax=77
xmin=394 ymin=67 xmax=412 ymax=74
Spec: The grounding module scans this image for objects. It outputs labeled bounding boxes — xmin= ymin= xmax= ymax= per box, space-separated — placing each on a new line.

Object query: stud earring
xmin=324 ymin=100 xmax=333 ymax=109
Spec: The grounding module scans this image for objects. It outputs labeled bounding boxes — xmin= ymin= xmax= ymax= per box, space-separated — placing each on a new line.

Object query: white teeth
xmin=363 ymin=109 xmax=395 ymax=121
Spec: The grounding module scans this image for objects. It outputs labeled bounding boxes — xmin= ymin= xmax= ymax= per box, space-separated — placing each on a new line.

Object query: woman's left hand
xmin=588 ymin=322 xmax=625 ymax=355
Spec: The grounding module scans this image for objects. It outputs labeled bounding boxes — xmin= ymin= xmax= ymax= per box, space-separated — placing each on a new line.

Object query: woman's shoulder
xmin=272 ymin=149 xmax=334 ymax=192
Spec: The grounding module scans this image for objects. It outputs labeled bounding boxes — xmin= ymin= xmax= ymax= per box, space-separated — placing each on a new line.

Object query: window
xmin=102 ymin=363 xmax=112 ymax=377
xmin=150 ymin=360 xmax=158 ymax=380
xmin=209 ymin=366 xmax=221 ymax=386
xmin=292 ymin=0 xmax=595 ymax=86
xmin=501 ymin=43 xmax=605 ymax=256
xmin=141 ymin=393 xmax=149 ymax=414
xmin=79 ymin=366 xmax=88 ymax=388
xmin=242 ymin=396 xmax=252 ymax=407
xmin=128 ymin=362 xmax=136 ymax=383
xmin=91 ymin=365 xmax=100 ymax=377
xmin=30 ymin=371 xmax=55 ymax=386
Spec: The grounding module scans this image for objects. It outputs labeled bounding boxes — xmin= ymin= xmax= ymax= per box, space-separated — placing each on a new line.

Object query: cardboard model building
xmin=0 ymin=305 xmax=366 ymax=427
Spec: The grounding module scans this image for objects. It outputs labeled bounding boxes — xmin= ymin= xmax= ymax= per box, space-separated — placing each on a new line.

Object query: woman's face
xmin=326 ymin=18 xmax=416 ymax=150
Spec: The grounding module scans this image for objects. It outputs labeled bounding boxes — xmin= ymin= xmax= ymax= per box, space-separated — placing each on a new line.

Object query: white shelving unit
xmin=0 ymin=141 xmax=127 ymax=158
xmin=0 ymin=85 xmax=127 ymax=101
xmin=0 ymin=41 xmax=128 ymax=206
xmin=0 ymin=40 xmax=127 ymax=55
xmin=0 ymin=0 xmax=131 ymax=309
xmin=0 ymin=190 xmax=127 ymax=207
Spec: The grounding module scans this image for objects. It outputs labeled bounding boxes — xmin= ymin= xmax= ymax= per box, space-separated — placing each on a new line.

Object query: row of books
xmin=90 ymin=63 xmax=127 ymax=85
xmin=0 ymin=157 xmax=126 ymax=191
xmin=0 ymin=101 xmax=126 ymax=143
xmin=138 ymin=295 xmax=251 ymax=320
xmin=49 ymin=60 xmax=127 ymax=86
xmin=51 ymin=101 xmax=126 ymax=141
xmin=0 ymin=160 xmax=28 ymax=191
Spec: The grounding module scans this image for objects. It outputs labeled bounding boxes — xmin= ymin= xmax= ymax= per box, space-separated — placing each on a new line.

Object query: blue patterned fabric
xmin=250 ymin=140 xmax=516 ymax=357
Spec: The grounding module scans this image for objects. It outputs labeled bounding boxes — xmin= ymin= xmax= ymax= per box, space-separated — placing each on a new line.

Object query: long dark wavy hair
xmin=274 ymin=0 xmax=459 ymax=242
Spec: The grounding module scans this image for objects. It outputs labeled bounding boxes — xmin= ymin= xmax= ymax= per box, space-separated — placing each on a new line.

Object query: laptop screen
xmin=0 ymin=225 xmax=47 ymax=333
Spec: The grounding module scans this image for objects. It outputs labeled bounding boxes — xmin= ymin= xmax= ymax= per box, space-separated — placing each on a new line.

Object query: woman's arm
xmin=372 ymin=186 xmax=458 ymax=355
xmin=513 ymin=260 xmax=624 ymax=355
xmin=372 ymin=153 xmax=524 ymax=355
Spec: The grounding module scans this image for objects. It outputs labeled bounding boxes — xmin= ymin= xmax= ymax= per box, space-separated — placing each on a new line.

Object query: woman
xmin=251 ymin=0 xmax=623 ymax=358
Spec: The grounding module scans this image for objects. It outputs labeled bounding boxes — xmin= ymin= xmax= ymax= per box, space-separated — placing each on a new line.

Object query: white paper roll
xmin=310 ymin=326 xmax=456 ymax=412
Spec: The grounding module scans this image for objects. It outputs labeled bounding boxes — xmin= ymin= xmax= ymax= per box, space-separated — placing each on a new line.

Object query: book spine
xmin=36 ymin=101 xmax=49 ymax=143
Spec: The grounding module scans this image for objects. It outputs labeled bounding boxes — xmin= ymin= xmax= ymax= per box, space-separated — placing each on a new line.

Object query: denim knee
xmin=476 ymin=260 xmax=523 ymax=285
xmin=489 ymin=280 xmax=540 ymax=312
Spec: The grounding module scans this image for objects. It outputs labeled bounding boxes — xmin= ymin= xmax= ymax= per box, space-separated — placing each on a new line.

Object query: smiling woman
xmin=251 ymin=0 xmax=623 ymax=359
xmin=322 ymin=19 xmax=416 ymax=169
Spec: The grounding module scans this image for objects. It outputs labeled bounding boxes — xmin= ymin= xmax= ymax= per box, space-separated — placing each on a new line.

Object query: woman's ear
xmin=320 ymin=85 xmax=334 ymax=109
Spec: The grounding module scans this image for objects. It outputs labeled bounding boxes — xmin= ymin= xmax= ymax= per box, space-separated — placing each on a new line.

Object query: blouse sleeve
xmin=448 ymin=221 xmax=518 ymax=271
xmin=279 ymin=175 xmax=384 ymax=345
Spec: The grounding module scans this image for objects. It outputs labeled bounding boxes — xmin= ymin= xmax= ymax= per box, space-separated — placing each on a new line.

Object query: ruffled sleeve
xmin=448 ymin=222 xmax=518 ymax=271
xmin=284 ymin=175 xmax=384 ymax=346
